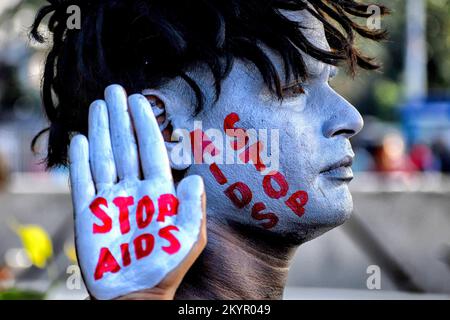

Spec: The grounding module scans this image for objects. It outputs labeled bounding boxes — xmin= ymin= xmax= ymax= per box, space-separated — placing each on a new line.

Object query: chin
xmin=322 ymin=186 xmax=354 ymax=226
xmin=279 ymin=187 xmax=354 ymax=245
xmin=328 ymin=202 xmax=353 ymax=227
xmin=293 ymin=212 xmax=352 ymax=245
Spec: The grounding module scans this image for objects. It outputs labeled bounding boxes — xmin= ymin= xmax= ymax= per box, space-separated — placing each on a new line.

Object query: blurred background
xmin=0 ymin=0 xmax=449 ymax=299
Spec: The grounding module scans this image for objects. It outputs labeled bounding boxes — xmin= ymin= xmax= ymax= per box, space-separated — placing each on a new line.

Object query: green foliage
xmin=352 ymin=0 xmax=450 ymax=119
xmin=0 ymin=288 xmax=45 ymax=300
xmin=427 ymin=0 xmax=450 ymax=92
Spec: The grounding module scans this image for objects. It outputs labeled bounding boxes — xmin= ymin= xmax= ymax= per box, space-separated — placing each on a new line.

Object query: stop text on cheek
xmin=193 ymin=112 xmax=309 ymax=230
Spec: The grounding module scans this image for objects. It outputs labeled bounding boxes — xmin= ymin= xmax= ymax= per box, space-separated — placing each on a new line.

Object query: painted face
xmin=154 ymin=10 xmax=364 ymax=244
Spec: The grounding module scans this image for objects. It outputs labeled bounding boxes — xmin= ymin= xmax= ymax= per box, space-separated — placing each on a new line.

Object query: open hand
xmin=69 ymin=85 xmax=206 ymax=300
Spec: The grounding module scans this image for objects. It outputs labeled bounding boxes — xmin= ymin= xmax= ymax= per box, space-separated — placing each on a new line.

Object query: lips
xmin=320 ymin=155 xmax=353 ymax=173
xmin=320 ymin=155 xmax=354 ymax=181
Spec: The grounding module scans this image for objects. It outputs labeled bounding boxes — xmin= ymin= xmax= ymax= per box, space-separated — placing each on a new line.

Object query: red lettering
xmin=157 ymin=194 xmax=179 ymax=222
xmin=120 ymin=243 xmax=131 ymax=267
xmin=94 ymin=247 xmax=121 ymax=281
xmin=263 ymin=172 xmax=289 ymax=199
xmin=158 ymin=225 xmax=181 ymax=255
xmin=223 ymin=112 xmax=240 ymax=132
xmin=239 ymin=141 xmax=267 ymax=172
xmin=90 ymin=197 xmax=112 ymax=234
xmin=285 ymin=191 xmax=309 ymax=218
xmin=136 ymin=196 xmax=155 ymax=229
xmin=190 ymin=129 xmax=220 ymax=164
xmin=229 ymin=128 xmax=249 ymax=151
xmin=224 ymin=113 xmax=249 ymax=150
xmin=209 ymin=163 xmax=228 ymax=185
xmin=251 ymin=202 xmax=279 ymax=229
xmin=113 ymin=196 xmax=134 ymax=235
xmin=224 ymin=182 xmax=253 ymax=209
xmin=134 ymin=233 xmax=155 ymax=260
xmin=213 ymin=113 xmax=309 ymax=227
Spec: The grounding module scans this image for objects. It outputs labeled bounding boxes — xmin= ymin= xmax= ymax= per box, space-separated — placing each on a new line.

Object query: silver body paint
xmin=69 ymin=89 xmax=204 ymax=300
xmin=153 ymin=9 xmax=363 ymax=243
xmin=69 ymin=9 xmax=363 ymax=299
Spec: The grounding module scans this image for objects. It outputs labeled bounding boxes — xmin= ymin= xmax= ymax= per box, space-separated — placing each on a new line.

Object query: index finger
xmin=128 ymin=94 xmax=172 ymax=181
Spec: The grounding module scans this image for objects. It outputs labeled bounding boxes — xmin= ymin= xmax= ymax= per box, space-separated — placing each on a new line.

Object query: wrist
xmin=115 ymin=287 xmax=175 ymax=300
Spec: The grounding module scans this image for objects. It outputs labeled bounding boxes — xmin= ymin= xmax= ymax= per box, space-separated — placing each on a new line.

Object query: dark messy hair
xmin=31 ymin=0 xmax=388 ymax=168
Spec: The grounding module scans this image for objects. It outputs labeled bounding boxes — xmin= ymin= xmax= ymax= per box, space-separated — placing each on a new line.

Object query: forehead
xmin=280 ymin=9 xmax=330 ymax=51
xmin=215 ymin=10 xmax=333 ymax=101
xmin=165 ymin=9 xmax=333 ymax=103
xmin=279 ymin=9 xmax=331 ymax=78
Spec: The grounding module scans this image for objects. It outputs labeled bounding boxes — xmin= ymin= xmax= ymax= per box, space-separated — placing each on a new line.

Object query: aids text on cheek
xmin=192 ymin=112 xmax=310 ymax=230
xmin=89 ymin=194 xmax=181 ymax=281
xmin=168 ymin=119 xmax=280 ymax=174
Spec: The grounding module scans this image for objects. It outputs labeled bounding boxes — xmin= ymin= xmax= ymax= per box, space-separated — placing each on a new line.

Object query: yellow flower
xmin=14 ymin=225 xmax=53 ymax=269
xmin=64 ymin=241 xmax=78 ymax=264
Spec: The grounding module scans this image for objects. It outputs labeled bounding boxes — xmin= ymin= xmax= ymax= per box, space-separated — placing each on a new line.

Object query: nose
xmin=322 ymin=89 xmax=364 ymax=139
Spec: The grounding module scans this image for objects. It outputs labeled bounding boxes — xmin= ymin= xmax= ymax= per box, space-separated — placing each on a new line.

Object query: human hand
xmin=69 ymin=85 xmax=206 ymax=300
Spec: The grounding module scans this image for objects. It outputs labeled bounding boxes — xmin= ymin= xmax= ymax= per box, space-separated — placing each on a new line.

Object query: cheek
xmin=279 ymin=118 xmax=321 ymax=187
xmin=199 ymin=162 xmax=310 ymax=230
xmin=186 ymin=111 xmax=312 ymax=230
xmin=278 ymin=124 xmax=353 ymax=228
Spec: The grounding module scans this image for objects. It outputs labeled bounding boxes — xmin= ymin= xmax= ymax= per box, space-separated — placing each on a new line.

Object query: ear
xmin=141 ymin=89 xmax=171 ymax=141
xmin=142 ymin=88 xmax=194 ymax=171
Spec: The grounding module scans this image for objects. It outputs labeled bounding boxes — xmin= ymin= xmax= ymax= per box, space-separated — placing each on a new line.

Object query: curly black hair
xmin=30 ymin=0 xmax=388 ymax=168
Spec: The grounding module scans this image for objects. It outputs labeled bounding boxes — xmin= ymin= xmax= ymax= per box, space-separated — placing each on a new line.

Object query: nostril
xmin=332 ymin=129 xmax=355 ymax=137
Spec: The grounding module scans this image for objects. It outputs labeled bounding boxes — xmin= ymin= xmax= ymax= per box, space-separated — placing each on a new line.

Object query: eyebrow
xmin=282 ymin=64 xmax=339 ymax=88
xmin=306 ymin=63 xmax=337 ymax=80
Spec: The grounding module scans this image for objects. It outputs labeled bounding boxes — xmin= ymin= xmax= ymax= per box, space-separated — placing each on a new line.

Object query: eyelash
xmin=281 ymin=72 xmax=336 ymax=98
xmin=282 ymin=83 xmax=305 ymax=98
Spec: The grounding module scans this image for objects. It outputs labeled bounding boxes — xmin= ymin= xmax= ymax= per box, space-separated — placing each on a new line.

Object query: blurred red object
xmin=410 ymin=144 xmax=436 ymax=172
xmin=375 ymin=133 xmax=417 ymax=173
xmin=0 ymin=266 xmax=14 ymax=290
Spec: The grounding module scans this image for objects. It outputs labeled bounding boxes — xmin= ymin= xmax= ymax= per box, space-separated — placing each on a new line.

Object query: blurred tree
xmin=427 ymin=0 xmax=450 ymax=93
xmin=0 ymin=0 xmax=42 ymax=118
xmin=332 ymin=0 xmax=450 ymax=121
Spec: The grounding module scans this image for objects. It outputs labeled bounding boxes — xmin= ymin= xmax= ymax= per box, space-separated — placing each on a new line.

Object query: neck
xmin=175 ymin=216 xmax=298 ymax=300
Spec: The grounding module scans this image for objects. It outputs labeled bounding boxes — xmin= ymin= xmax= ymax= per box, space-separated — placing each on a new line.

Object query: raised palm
xmin=69 ymin=85 xmax=206 ymax=300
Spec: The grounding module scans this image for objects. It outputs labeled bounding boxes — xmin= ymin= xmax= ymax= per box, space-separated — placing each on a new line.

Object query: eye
xmin=282 ymin=83 xmax=305 ymax=98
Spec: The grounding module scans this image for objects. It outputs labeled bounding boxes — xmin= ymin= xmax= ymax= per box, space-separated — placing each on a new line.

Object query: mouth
xmin=319 ymin=155 xmax=354 ymax=182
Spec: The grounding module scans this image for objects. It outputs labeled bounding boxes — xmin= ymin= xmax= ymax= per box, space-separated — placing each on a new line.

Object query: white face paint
xmin=69 ymin=8 xmax=363 ymax=300
xmin=157 ymin=9 xmax=363 ymax=243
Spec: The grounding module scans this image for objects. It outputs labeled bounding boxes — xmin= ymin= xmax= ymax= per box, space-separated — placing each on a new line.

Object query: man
xmin=31 ymin=0 xmax=388 ymax=299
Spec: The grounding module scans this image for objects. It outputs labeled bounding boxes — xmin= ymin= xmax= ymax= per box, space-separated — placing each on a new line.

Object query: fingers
xmin=105 ymin=85 xmax=140 ymax=181
xmin=128 ymin=94 xmax=172 ymax=181
xmin=69 ymin=135 xmax=96 ymax=214
xmin=89 ymin=100 xmax=117 ymax=190
xmin=156 ymin=175 xmax=206 ymax=292
xmin=176 ymin=175 xmax=206 ymax=240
